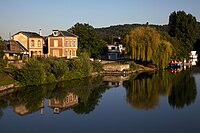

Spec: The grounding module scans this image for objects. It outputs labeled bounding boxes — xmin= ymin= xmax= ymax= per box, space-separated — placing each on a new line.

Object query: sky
xmin=0 ymin=0 xmax=200 ymax=39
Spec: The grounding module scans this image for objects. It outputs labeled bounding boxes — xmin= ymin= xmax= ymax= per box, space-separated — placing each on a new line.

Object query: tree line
xmin=96 ymin=11 xmax=200 ymax=68
xmin=0 ymin=10 xmax=200 ymax=69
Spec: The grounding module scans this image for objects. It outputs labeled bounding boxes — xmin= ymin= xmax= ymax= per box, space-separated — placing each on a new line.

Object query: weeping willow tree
xmin=125 ymin=26 xmax=172 ymax=68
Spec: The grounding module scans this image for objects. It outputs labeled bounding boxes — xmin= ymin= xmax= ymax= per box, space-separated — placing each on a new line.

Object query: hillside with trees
xmin=95 ymin=11 xmax=200 ymax=64
xmin=95 ymin=23 xmax=169 ymax=43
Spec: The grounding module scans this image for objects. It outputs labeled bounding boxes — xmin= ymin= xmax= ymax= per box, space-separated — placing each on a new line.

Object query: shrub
xmin=15 ymin=58 xmax=46 ymax=86
xmin=45 ymin=73 xmax=57 ymax=83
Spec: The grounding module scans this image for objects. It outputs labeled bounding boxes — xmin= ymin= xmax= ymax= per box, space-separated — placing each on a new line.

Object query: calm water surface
xmin=0 ymin=67 xmax=200 ymax=133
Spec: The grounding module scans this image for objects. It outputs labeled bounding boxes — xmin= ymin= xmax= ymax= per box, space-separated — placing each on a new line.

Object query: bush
xmin=15 ymin=58 xmax=46 ymax=86
xmin=45 ymin=73 xmax=57 ymax=83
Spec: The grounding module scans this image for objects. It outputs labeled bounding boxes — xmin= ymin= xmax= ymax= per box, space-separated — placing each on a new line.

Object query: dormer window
xmin=53 ymin=30 xmax=59 ymax=36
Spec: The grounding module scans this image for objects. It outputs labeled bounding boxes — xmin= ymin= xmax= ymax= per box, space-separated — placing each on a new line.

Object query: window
xmin=38 ymin=40 xmax=41 ymax=47
xmin=65 ymin=41 xmax=68 ymax=47
xmin=54 ymin=40 xmax=58 ymax=47
xmin=53 ymin=50 xmax=59 ymax=57
xmin=31 ymin=40 xmax=35 ymax=47
xmin=68 ymin=41 xmax=71 ymax=47
xmin=72 ymin=41 xmax=76 ymax=47
xmin=38 ymin=51 xmax=41 ymax=56
xmin=72 ymin=50 xmax=76 ymax=56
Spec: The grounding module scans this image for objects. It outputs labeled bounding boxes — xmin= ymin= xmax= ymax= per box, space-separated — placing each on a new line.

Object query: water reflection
xmin=49 ymin=92 xmax=78 ymax=114
xmin=123 ymin=69 xmax=197 ymax=110
xmin=168 ymin=70 xmax=197 ymax=108
xmin=0 ymin=68 xmax=199 ymax=117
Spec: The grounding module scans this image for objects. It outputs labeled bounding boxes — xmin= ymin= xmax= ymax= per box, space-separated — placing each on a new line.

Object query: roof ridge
xmin=59 ymin=31 xmax=65 ymax=36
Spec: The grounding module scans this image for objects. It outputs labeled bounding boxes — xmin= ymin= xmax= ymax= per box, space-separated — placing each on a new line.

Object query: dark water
xmin=0 ymin=67 xmax=200 ymax=133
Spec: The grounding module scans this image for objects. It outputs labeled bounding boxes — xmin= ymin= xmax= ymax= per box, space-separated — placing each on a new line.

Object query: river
xmin=0 ymin=67 xmax=200 ymax=133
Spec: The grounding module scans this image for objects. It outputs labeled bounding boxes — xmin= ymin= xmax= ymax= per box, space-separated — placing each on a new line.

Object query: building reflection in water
xmin=103 ymin=75 xmax=129 ymax=88
xmin=48 ymin=93 xmax=78 ymax=114
xmin=13 ymin=101 xmax=44 ymax=116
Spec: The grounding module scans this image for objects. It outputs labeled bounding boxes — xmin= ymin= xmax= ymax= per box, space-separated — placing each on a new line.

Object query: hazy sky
xmin=0 ymin=0 xmax=200 ymax=39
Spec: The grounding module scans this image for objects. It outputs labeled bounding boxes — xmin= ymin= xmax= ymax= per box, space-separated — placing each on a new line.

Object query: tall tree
xmin=68 ymin=23 xmax=107 ymax=59
xmin=125 ymin=26 xmax=172 ymax=68
xmin=168 ymin=11 xmax=198 ymax=57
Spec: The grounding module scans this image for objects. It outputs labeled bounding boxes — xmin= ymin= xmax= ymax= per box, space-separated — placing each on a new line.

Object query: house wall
xmin=13 ymin=33 xmax=44 ymax=57
xmin=48 ymin=36 xmax=78 ymax=58
xmin=48 ymin=37 xmax=64 ymax=57
xmin=29 ymin=37 xmax=44 ymax=57
xmin=64 ymin=37 xmax=78 ymax=58
xmin=13 ymin=33 xmax=28 ymax=49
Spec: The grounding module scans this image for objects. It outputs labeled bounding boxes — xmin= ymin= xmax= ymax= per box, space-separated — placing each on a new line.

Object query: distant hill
xmin=95 ymin=23 xmax=169 ymax=43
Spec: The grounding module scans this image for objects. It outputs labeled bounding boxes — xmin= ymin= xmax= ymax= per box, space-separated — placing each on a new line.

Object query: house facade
xmin=107 ymin=37 xmax=126 ymax=60
xmin=48 ymin=30 xmax=78 ymax=58
xmin=12 ymin=31 xmax=44 ymax=57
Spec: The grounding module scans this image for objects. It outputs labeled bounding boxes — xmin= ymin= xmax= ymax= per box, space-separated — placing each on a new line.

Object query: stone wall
xmin=103 ymin=64 xmax=130 ymax=72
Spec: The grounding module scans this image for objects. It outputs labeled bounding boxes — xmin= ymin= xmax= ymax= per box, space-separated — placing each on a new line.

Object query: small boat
xmin=169 ymin=60 xmax=183 ymax=68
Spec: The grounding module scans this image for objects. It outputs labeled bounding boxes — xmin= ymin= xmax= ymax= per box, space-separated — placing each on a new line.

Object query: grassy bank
xmin=0 ymin=71 xmax=16 ymax=86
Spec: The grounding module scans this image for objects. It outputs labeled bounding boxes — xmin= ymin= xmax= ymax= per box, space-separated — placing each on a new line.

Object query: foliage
xmin=168 ymin=11 xmax=198 ymax=57
xmin=17 ymin=55 xmax=96 ymax=85
xmin=15 ymin=58 xmax=46 ymax=86
xmin=91 ymin=61 xmax=103 ymax=73
xmin=68 ymin=23 xmax=107 ymax=59
xmin=95 ymin=24 xmax=169 ymax=43
xmin=160 ymin=32 xmax=184 ymax=60
xmin=125 ymin=26 xmax=172 ymax=68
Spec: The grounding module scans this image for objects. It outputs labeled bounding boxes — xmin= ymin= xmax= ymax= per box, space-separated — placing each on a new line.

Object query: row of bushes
xmin=14 ymin=53 xmax=102 ymax=86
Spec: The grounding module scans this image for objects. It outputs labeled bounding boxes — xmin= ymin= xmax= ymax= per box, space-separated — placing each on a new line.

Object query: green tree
xmin=15 ymin=58 xmax=46 ymax=86
xmin=68 ymin=23 xmax=107 ymax=59
xmin=168 ymin=11 xmax=198 ymax=57
xmin=125 ymin=26 xmax=172 ymax=68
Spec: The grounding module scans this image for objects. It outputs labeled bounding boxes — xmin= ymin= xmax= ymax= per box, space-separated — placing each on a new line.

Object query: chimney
xmin=39 ymin=29 xmax=42 ymax=36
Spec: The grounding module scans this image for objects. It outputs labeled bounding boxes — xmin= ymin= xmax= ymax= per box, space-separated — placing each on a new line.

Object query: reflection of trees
xmin=0 ymin=99 xmax=8 ymax=119
xmin=0 ymin=109 xmax=2 ymax=120
xmin=124 ymin=72 xmax=173 ymax=110
xmin=0 ymin=76 xmax=106 ymax=115
xmin=9 ymin=85 xmax=47 ymax=114
xmin=168 ymin=70 xmax=197 ymax=108
xmin=124 ymin=69 xmax=197 ymax=110
xmin=73 ymin=86 xmax=106 ymax=114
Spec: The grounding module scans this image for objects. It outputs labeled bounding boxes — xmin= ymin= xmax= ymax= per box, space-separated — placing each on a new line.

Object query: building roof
xmin=48 ymin=30 xmax=78 ymax=38
xmin=13 ymin=31 xmax=43 ymax=38
xmin=15 ymin=41 xmax=29 ymax=52
xmin=6 ymin=40 xmax=28 ymax=52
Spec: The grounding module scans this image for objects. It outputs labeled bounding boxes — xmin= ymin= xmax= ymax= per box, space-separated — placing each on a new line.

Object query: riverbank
xmin=0 ymin=63 xmax=155 ymax=92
